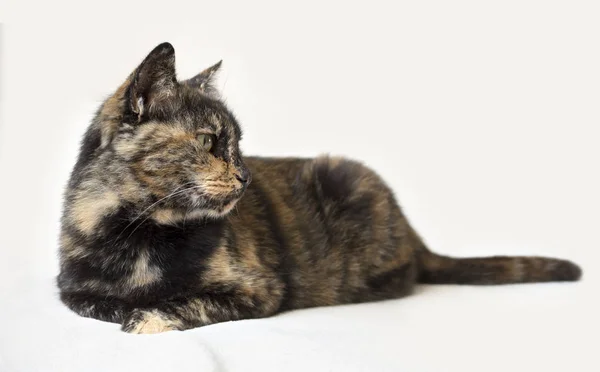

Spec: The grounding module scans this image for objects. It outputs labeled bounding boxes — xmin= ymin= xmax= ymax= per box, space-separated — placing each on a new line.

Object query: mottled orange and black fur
xmin=57 ymin=43 xmax=582 ymax=334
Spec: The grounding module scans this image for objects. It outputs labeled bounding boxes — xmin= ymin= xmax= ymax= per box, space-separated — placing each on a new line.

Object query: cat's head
xmin=90 ymin=42 xmax=249 ymax=219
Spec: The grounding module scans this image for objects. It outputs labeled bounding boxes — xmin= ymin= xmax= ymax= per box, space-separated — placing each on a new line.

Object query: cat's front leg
xmin=60 ymin=292 xmax=129 ymax=323
xmin=122 ymin=290 xmax=279 ymax=334
xmin=121 ymin=308 xmax=184 ymax=334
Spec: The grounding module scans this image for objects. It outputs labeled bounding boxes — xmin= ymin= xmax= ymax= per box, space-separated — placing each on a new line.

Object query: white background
xmin=0 ymin=1 xmax=598 ymax=372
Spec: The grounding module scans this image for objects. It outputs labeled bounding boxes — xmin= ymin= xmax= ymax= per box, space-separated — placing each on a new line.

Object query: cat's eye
xmin=197 ymin=134 xmax=216 ymax=151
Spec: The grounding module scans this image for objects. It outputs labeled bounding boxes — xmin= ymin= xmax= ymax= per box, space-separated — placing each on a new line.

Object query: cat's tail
xmin=416 ymin=246 xmax=582 ymax=284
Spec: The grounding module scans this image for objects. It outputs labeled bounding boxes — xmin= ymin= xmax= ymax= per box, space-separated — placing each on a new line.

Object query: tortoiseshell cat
xmin=58 ymin=43 xmax=582 ymax=334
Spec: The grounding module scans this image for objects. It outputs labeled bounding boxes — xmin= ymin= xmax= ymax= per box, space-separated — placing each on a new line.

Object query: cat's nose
xmin=235 ymin=168 xmax=252 ymax=187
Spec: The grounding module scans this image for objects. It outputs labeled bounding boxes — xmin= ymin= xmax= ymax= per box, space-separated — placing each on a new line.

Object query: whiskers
xmin=112 ymin=183 xmax=201 ymax=244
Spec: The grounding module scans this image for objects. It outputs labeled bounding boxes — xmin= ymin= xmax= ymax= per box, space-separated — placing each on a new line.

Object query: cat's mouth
xmin=183 ymin=187 xmax=244 ymax=215
xmin=151 ymin=196 xmax=241 ymax=225
xmin=150 ymin=183 xmax=244 ymax=219
xmin=190 ymin=197 xmax=241 ymax=219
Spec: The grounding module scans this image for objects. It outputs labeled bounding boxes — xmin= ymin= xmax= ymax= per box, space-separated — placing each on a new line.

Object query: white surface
xmin=1 ymin=1 xmax=599 ymax=371
xmin=0 ymin=278 xmax=596 ymax=372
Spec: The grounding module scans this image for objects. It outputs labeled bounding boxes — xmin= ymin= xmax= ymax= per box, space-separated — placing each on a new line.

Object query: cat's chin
xmin=151 ymin=200 xmax=239 ymax=225
xmin=193 ymin=198 xmax=239 ymax=219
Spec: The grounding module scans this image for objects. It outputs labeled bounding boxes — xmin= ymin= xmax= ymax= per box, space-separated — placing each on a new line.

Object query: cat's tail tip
xmin=556 ymin=259 xmax=583 ymax=281
xmin=417 ymin=246 xmax=582 ymax=285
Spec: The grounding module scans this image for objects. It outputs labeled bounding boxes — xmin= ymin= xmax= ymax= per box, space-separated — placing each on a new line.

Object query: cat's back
xmin=243 ymin=155 xmax=394 ymax=206
xmin=244 ymin=156 xmax=310 ymax=183
xmin=240 ymin=155 xmax=401 ymax=242
xmin=238 ymin=154 xmax=398 ymax=245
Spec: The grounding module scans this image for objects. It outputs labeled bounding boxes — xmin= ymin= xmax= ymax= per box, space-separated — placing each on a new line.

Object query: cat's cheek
xmin=141 ymin=157 xmax=166 ymax=172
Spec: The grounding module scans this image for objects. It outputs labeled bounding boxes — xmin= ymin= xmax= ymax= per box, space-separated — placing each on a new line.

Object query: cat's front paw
xmin=121 ymin=309 xmax=182 ymax=334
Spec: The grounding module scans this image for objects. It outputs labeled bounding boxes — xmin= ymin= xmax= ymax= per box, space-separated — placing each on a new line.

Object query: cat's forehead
xmin=160 ymin=89 xmax=240 ymax=138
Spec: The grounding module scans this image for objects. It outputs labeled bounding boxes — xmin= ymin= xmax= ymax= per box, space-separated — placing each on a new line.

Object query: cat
xmin=57 ymin=42 xmax=582 ymax=334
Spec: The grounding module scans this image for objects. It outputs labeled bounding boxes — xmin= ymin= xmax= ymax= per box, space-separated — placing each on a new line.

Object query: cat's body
xmin=58 ymin=43 xmax=581 ymax=334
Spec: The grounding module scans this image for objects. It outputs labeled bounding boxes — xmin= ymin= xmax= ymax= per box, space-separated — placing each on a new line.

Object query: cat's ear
xmin=97 ymin=43 xmax=178 ymax=148
xmin=183 ymin=60 xmax=222 ymax=96
xmin=128 ymin=42 xmax=178 ymax=120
